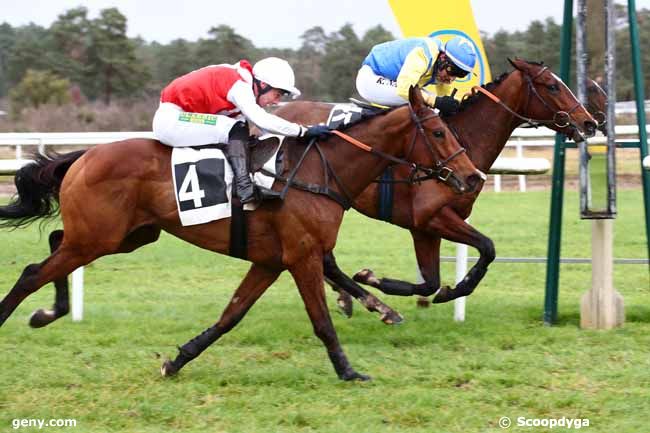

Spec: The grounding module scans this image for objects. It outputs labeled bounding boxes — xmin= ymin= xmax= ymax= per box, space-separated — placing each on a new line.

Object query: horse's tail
xmin=0 ymin=150 xmax=87 ymax=229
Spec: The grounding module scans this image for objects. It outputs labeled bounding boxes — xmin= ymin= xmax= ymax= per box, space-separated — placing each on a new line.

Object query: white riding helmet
xmin=252 ymin=57 xmax=301 ymax=98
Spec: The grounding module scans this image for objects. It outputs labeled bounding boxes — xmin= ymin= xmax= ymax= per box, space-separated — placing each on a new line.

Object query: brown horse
xmin=0 ymin=86 xmax=483 ymax=381
xmin=275 ymin=59 xmax=597 ymax=320
xmin=586 ymin=78 xmax=607 ymax=135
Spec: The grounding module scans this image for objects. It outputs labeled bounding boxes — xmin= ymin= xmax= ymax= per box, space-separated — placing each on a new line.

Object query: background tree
xmin=86 ymin=8 xmax=149 ymax=104
xmin=320 ymin=24 xmax=366 ymax=101
xmin=9 ymin=69 xmax=70 ymax=117
xmin=5 ymin=24 xmax=53 ymax=90
xmin=49 ymin=7 xmax=92 ymax=96
xmin=0 ymin=23 xmax=16 ymax=97
xmin=195 ymin=25 xmax=256 ymax=66
xmin=294 ymin=26 xmax=329 ymax=99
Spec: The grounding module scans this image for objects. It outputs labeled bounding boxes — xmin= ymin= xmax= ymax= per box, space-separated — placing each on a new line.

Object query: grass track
xmin=0 ymin=189 xmax=648 ymax=433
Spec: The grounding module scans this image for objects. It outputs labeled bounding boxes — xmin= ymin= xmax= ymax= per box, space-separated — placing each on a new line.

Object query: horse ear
xmin=409 ymin=84 xmax=424 ymax=108
xmin=508 ymin=57 xmax=520 ymax=70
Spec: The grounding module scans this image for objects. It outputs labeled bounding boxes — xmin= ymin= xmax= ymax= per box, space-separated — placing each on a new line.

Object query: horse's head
xmin=406 ymin=85 xmax=486 ymax=194
xmin=508 ymin=58 xmax=598 ymax=142
xmin=586 ymin=79 xmax=608 ymax=135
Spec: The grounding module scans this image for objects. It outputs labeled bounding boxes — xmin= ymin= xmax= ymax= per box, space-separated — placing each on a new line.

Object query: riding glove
xmin=434 ymin=95 xmax=460 ymax=116
xmin=301 ymin=124 xmax=332 ymax=140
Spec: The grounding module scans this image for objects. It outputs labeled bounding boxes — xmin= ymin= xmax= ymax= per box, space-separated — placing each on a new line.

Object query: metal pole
xmin=576 ymin=0 xmax=590 ymax=215
xmin=628 ymin=0 xmax=650 ymax=274
xmin=544 ymin=0 xmax=574 ymax=325
xmin=606 ymin=0 xmax=617 ymax=214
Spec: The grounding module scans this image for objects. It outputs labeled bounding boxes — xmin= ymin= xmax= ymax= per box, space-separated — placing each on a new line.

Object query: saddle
xmin=197 ymin=136 xmax=282 ymax=174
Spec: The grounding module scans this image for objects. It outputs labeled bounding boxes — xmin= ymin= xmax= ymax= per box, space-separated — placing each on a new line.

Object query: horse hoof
xmin=337 ymin=298 xmax=353 ymax=318
xmin=353 ymin=269 xmax=378 ymax=285
xmin=342 ymin=371 xmax=371 ymax=381
xmin=29 ymin=309 xmax=57 ymax=328
xmin=160 ymin=360 xmax=179 ymax=377
xmin=336 ymin=291 xmax=354 ymax=318
xmin=416 ymin=297 xmax=431 ymax=308
xmin=380 ymin=311 xmax=404 ymax=325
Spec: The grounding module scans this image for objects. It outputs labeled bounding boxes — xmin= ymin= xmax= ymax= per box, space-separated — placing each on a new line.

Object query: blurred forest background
xmin=0 ymin=4 xmax=647 ymax=131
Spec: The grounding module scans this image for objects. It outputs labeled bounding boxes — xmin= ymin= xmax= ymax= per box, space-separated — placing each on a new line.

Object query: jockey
xmin=153 ymin=57 xmax=331 ymax=204
xmin=355 ymin=35 xmax=477 ymax=115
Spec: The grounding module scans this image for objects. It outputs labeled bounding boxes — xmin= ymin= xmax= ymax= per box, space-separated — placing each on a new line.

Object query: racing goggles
xmin=443 ymin=61 xmax=470 ymax=78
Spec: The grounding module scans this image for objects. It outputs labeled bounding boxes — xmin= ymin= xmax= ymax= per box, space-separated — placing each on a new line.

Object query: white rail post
xmin=516 ymin=141 xmax=527 ymax=192
xmin=454 ymin=245 xmax=468 ymax=322
xmin=16 ymin=144 xmax=22 ymax=160
xmin=493 ymin=174 xmax=501 ymax=192
xmin=71 ymin=267 xmax=84 ymax=321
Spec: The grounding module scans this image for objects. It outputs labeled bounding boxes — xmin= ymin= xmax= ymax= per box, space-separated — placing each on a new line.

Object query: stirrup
xmin=254 ymin=186 xmax=282 ymax=202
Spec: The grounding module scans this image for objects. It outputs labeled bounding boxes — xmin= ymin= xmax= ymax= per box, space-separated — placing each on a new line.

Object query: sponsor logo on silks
xmin=178 ymin=112 xmax=217 ymax=125
xmin=429 ymin=29 xmax=488 ymax=86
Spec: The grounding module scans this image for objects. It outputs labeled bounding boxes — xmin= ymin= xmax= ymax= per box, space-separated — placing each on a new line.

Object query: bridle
xmin=332 ymin=104 xmax=467 ymax=185
xmin=471 ymin=66 xmax=585 ymax=134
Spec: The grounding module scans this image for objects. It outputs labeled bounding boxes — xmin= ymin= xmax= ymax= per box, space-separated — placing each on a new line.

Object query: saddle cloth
xmin=171 ymin=136 xmax=279 ymax=226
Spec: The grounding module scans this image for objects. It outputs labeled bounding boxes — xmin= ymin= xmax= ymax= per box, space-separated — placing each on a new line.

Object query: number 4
xmin=179 ymin=164 xmax=206 ymax=207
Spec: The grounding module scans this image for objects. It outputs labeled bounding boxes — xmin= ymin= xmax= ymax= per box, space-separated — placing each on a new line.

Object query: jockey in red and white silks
xmin=152 ymin=57 xmax=331 ymax=204
xmin=153 ymin=59 xmax=304 ymax=147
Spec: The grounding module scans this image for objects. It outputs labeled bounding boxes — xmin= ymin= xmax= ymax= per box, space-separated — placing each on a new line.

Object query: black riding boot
xmin=226 ymin=123 xmax=281 ymax=204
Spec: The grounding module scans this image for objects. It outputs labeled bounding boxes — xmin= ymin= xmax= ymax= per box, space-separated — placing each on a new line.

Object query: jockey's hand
xmin=434 ymin=95 xmax=460 ymax=116
xmin=302 ymin=124 xmax=332 ymax=140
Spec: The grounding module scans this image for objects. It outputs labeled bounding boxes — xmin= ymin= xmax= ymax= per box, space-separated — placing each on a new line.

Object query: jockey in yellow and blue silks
xmin=355 ymin=36 xmax=477 ymax=115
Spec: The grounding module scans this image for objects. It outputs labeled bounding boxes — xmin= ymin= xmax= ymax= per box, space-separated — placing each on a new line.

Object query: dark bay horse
xmin=275 ymin=59 xmax=597 ymax=321
xmin=586 ymin=78 xmax=607 ymax=135
xmin=0 ymin=86 xmax=483 ymax=381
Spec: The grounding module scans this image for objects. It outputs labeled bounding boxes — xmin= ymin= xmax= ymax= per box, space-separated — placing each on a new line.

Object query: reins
xmin=470 ymin=66 xmax=583 ymax=131
xmin=331 ymin=111 xmax=466 ymax=184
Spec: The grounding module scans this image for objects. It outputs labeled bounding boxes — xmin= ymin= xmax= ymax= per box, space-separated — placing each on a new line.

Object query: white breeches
xmin=355 ymin=65 xmax=407 ymax=107
xmin=152 ymin=102 xmax=239 ymax=147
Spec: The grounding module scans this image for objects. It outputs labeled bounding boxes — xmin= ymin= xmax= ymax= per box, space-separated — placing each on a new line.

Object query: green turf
xmin=0 ymin=189 xmax=648 ymax=433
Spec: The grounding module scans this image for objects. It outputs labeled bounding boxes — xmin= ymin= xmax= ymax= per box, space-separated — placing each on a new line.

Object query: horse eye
xmin=547 ymin=84 xmax=560 ymax=92
xmin=433 ymin=130 xmax=444 ymax=138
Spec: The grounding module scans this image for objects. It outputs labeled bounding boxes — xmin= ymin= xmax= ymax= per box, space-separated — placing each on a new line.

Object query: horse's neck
xmin=449 ymin=74 xmax=528 ymax=172
xmin=288 ymin=110 xmax=409 ymax=200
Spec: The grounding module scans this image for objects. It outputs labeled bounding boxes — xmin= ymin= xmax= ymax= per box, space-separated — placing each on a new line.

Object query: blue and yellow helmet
xmin=444 ymin=36 xmax=477 ymax=73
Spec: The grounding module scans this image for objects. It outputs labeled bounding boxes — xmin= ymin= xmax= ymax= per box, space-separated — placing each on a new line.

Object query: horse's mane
xmin=457 ymin=72 xmax=510 ymax=112
xmin=456 ymin=59 xmax=546 ymax=112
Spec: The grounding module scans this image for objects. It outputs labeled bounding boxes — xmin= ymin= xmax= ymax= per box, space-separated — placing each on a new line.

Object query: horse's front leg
xmin=292 ymin=252 xmax=369 ymax=381
xmin=323 ymin=252 xmax=403 ymax=325
xmin=424 ymin=207 xmax=495 ymax=304
xmin=162 ymin=263 xmax=281 ymax=376
xmin=352 ymin=230 xmax=441 ymax=298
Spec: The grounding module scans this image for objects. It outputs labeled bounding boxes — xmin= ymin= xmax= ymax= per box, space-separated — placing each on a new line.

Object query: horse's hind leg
xmin=292 ymin=252 xmax=369 ymax=381
xmin=0 ymin=243 xmax=96 ymax=328
xmin=29 ymin=230 xmax=70 ymax=328
xmin=28 ymin=225 xmax=161 ymax=328
xmin=161 ymin=263 xmax=281 ymax=377
xmin=323 ymin=252 xmax=403 ymax=325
